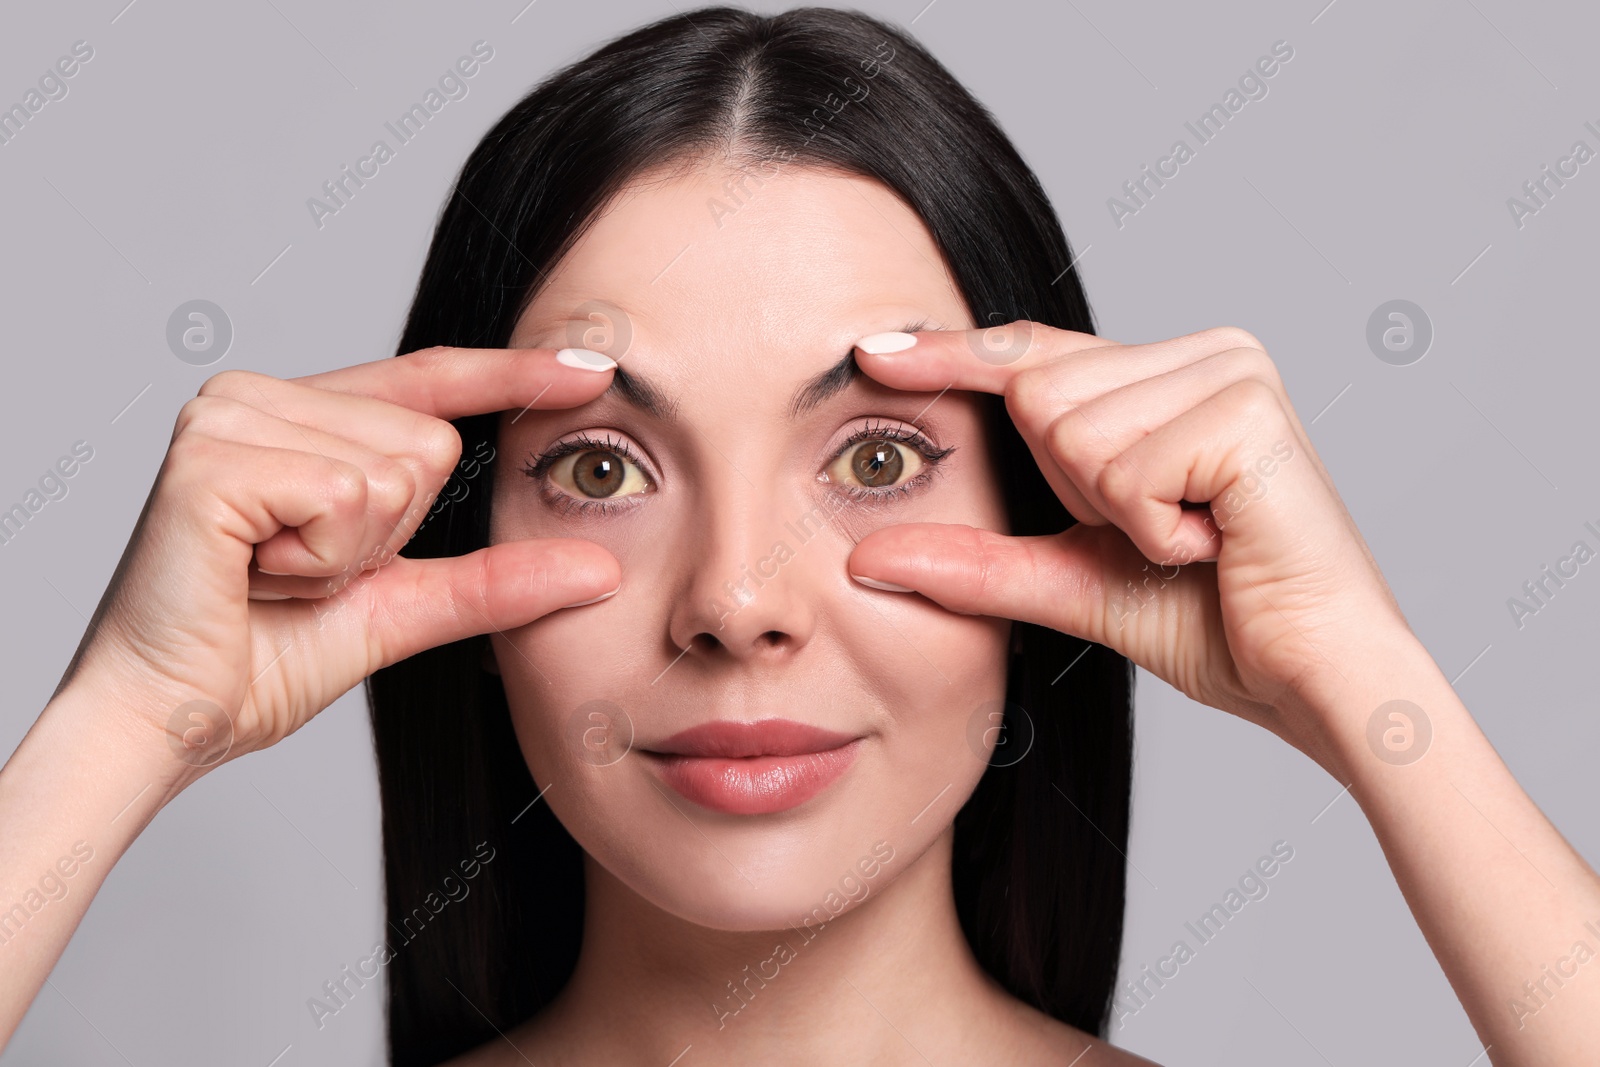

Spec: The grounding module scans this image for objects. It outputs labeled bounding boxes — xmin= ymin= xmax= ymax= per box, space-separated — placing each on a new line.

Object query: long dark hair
xmin=368 ymin=7 xmax=1134 ymax=1063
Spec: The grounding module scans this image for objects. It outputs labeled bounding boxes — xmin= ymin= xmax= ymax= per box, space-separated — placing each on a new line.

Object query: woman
xmin=2 ymin=6 xmax=1595 ymax=1065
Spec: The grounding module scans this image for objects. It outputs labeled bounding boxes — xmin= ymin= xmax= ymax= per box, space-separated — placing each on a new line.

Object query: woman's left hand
xmin=847 ymin=322 xmax=1415 ymax=767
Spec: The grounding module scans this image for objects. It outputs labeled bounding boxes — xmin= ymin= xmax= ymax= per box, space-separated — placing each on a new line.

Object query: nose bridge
xmin=669 ymin=469 xmax=832 ymax=654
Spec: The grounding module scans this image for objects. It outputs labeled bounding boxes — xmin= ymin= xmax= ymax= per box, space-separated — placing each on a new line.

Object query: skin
xmin=465 ymin=162 xmax=1132 ymax=1063
xmin=0 ymin=157 xmax=1593 ymax=1064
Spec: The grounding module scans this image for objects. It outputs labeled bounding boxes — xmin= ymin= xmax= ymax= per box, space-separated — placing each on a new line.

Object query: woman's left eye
xmin=820 ymin=423 xmax=955 ymax=500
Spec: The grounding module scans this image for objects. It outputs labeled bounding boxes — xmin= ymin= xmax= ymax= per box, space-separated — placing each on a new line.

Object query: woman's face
xmin=489 ymin=160 xmax=1012 ymax=931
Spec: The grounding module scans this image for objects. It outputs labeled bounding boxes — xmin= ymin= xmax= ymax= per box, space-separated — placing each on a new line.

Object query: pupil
xmin=574 ymin=450 xmax=624 ymax=497
xmin=851 ymin=441 xmax=902 ymax=487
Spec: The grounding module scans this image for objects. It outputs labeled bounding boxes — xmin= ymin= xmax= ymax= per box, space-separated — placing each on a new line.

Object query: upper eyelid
xmin=839 ymin=418 xmax=942 ymax=445
xmin=526 ymin=429 xmax=658 ymax=479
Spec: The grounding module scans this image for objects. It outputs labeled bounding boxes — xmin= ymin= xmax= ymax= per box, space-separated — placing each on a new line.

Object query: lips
xmin=642 ymin=718 xmax=861 ymax=815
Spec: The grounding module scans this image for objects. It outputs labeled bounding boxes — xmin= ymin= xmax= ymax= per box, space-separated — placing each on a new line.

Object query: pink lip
xmin=643 ymin=719 xmax=862 ymax=815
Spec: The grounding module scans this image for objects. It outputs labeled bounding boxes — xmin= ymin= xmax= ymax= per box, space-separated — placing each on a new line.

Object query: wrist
xmin=1274 ymin=627 xmax=1468 ymax=788
xmin=40 ymin=672 xmax=208 ymax=811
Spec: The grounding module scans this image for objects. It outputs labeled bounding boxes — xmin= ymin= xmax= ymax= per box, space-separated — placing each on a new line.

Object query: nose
xmin=667 ymin=486 xmax=831 ymax=660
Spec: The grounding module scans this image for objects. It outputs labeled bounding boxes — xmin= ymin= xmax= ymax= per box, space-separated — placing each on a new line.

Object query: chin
xmin=527 ymin=731 xmax=964 ymax=933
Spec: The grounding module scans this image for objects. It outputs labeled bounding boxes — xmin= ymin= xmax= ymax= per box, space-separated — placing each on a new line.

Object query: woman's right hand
xmin=60 ymin=346 xmax=622 ymax=777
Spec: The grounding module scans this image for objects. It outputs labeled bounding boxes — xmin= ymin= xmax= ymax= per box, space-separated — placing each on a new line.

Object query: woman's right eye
xmin=549 ymin=447 xmax=652 ymax=500
xmin=522 ymin=433 xmax=655 ymax=513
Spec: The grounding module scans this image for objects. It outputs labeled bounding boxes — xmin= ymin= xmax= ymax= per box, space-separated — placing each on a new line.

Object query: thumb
xmin=314 ymin=537 xmax=620 ymax=672
xmin=847 ymin=522 xmax=1142 ymax=650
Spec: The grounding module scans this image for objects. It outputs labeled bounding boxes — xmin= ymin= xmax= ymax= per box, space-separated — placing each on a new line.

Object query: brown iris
xmin=572 ymin=449 xmax=626 ymax=497
xmin=823 ymin=435 xmax=925 ymax=491
xmin=850 ymin=441 xmax=904 ymax=488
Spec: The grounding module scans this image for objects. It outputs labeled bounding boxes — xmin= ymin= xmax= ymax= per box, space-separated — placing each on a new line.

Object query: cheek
xmin=492 ymin=605 xmax=643 ymax=778
xmin=838 ymin=602 xmax=1012 ymax=786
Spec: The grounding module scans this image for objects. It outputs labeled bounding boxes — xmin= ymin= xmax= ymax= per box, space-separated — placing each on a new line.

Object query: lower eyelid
xmin=831 ymin=460 xmax=946 ymax=504
xmin=537 ymin=479 xmax=649 ymax=517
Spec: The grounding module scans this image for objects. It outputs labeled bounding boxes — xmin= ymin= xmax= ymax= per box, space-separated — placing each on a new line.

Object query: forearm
xmin=1294 ymin=634 xmax=1600 ymax=1066
xmin=0 ymin=679 xmax=188 ymax=1044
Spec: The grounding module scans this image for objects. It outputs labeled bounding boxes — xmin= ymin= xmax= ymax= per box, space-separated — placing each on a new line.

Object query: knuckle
xmin=410 ymin=415 xmax=464 ymax=474
xmin=1223 ymin=376 xmax=1284 ymax=420
xmin=1044 ymin=406 xmax=1105 ymax=478
xmin=173 ymin=393 xmax=260 ymax=440
xmin=1218 ymin=345 xmax=1284 ymax=393
xmin=161 ymin=429 xmax=224 ymax=484
xmin=196 ymin=368 xmax=265 ymax=399
xmin=408 ymin=345 xmax=459 ymax=370
xmin=368 ymin=457 xmax=418 ymax=516
xmin=173 ymin=395 xmax=219 ymax=438
xmin=1005 ymin=365 xmax=1059 ymax=426
xmin=1042 ymin=407 xmax=1079 ymax=460
xmin=1010 ymin=319 xmax=1059 ymax=362
xmin=1095 ymin=450 xmax=1139 ymax=504
xmin=950 ymin=524 xmax=1001 ymax=603
xmin=971 ymin=536 xmax=1002 ymax=603
xmin=1201 ymin=325 xmax=1264 ymax=354
xmin=321 ymin=461 xmax=370 ymax=512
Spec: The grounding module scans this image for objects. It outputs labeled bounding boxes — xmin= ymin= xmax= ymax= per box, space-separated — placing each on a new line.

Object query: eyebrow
xmin=605 ymin=319 xmax=932 ymax=423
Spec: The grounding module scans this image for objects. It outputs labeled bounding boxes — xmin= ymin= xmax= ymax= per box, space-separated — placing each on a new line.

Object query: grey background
xmin=2 ymin=0 xmax=1595 ymax=1063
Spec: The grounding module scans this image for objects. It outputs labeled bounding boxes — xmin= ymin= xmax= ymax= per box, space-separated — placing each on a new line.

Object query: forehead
xmin=509 ymin=162 xmax=970 ymax=382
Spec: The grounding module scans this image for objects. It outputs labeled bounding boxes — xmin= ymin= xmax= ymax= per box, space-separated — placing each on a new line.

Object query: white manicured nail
xmin=557 ymin=348 xmax=617 ymax=371
xmin=567 ymin=587 xmax=619 ymax=607
xmin=852 ymin=574 xmax=915 ymax=593
xmin=855 ymin=332 xmax=918 ymax=355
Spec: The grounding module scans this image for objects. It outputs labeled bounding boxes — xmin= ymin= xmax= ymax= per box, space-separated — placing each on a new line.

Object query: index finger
xmin=291 ymin=345 xmax=618 ymax=421
xmin=852 ymin=322 xmax=1120 ymax=395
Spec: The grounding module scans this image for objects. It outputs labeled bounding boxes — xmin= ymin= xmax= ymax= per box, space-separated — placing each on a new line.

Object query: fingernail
xmin=855 ymin=332 xmax=918 ymax=355
xmin=256 ymin=567 xmax=294 ymax=576
xmin=851 ymin=574 xmax=915 ymax=593
xmin=248 ymin=589 xmax=292 ymax=600
xmin=557 ymin=348 xmax=617 ymax=371
xmin=567 ymin=586 xmax=619 ymax=607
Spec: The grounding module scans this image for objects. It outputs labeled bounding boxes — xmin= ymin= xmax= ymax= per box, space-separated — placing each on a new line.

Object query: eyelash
xmin=830 ymin=420 xmax=956 ymax=509
xmin=520 ymin=422 xmax=957 ymax=517
xmin=521 ymin=431 xmax=645 ymax=518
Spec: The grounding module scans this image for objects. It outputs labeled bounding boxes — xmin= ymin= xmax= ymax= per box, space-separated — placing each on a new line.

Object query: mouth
xmin=640 ymin=718 xmax=863 ymax=816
